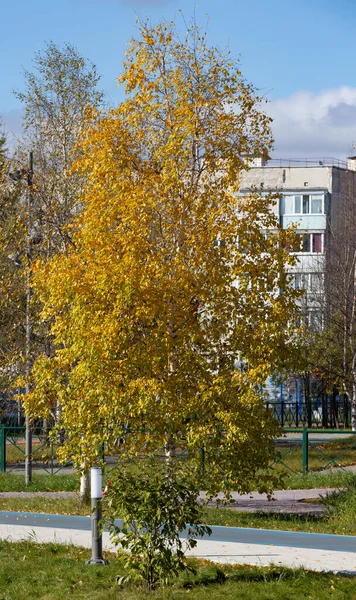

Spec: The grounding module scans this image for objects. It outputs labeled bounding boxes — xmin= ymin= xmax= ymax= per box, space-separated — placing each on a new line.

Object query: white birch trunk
xmin=164 ymin=434 xmax=176 ymax=460
xmin=79 ymin=468 xmax=90 ymax=504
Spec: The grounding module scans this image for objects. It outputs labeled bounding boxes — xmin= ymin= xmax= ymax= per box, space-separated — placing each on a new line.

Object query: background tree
xmin=0 ymin=43 xmax=104 ymax=400
xmin=26 ymin=19 xmax=299 ymax=495
xmin=303 ymin=171 xmax=356 ymax=429
xmin=0 ymin=132 xmax=27 ymax=407
xmin=14 ymin=41 xmax=104 ymax=254
xmin=10 ymin=41 xmax=105 ymax=490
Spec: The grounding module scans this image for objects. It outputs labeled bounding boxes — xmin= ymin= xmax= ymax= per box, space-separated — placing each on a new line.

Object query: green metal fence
xmin=273 ymin=428 xmax=356 ymax=475
xmin=0 ymin=424 xmax=355 ymax=477
xmin=0 ymin=424 xmax=72 ymax=475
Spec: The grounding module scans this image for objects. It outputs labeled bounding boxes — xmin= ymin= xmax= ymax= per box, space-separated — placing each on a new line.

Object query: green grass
xmin=202 ymin=507 xmax=355 ymax=536
xmin=322 ymin=478 xmax=356 ymax=532
xmin=0 ymin=462 xmax=354 ymax=495
xmin=0 ymin=496 xmax=89 ymax=516
xmin=0 ymin=472 xmax=78 ymax=492
xmin=276 ymin=469 xmax=355 ymax=490
xmin=0 ymin=540 xmax=354 ymax=599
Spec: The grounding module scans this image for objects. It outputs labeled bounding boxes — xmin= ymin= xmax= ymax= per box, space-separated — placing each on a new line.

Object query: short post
xmin=302 ymin=427 xmax=309 ymax=475
xmin=86 ymin=467 xmax=108 ymax=565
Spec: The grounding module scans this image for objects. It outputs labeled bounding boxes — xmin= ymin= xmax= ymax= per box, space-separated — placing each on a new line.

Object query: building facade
xmin=240 ymin=156 xmax=356 ymax=327
xmin=239 ymin=157 xmax=356 ymax=422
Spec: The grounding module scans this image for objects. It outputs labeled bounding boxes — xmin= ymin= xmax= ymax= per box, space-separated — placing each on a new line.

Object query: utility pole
xmin=25 ymin=151 xmax=33 ymax=486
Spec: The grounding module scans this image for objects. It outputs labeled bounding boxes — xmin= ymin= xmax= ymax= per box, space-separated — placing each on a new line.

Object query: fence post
xmin=0 ymin=425 xmax=5 ymax=472
xmin=50 ymin=440 xmax=54 ymax=476
xmin=343 ymin=394 xmax=349 ymax=429
xmin=281 ymin=399 xmax=284 ymax=428
xmin=322 ymin=394 xmax=327 ymax=428
xmin=295 ymin=400 xmax=299 ymax=428
xmin=302 ymin=427 xmax=309 ymax=475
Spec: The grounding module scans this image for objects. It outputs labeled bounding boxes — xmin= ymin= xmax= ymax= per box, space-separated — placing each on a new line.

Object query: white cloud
xmin=5 ymin=87 xmax=356 ymax=161
xmin=267 ymin=87 xmax=356 ymax=159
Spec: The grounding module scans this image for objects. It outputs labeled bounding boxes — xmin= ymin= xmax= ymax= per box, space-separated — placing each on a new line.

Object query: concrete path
xmin=0 ymin=488 xmax=336 ymax=515
xmin=0 ymin=491 xmax=76 ymax=499
xmin=0 ymin=511 xmax=354 ymax=574
xmin=204 ymin=488 xmax=335 ymax=515
xmin=278 ymin=433 xmax=355 ymax=442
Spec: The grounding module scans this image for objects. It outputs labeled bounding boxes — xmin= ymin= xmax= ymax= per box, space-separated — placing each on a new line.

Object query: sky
xmin=1 ymin=0 xmax=356 ymax=158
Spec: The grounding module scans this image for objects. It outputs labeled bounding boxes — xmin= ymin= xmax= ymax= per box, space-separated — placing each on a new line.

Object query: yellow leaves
xmin=25 ymin=17 xmax=296 ymax=490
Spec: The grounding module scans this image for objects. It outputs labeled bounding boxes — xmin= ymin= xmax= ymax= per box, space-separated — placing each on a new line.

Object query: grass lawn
xmin=1 ymin=477 xmax=356 ymax=536
xmin=0 ymin=540 xmax=354 ymax=600
xmin=0 ymin=466 xmax=354 ymax=495
xmin=0 ymin=473 xmax=78 ymax=492
xmin=275 ymin=469 xmax=354 ymax=490
xmin=0 ymin=496 xmax=90 ymax=516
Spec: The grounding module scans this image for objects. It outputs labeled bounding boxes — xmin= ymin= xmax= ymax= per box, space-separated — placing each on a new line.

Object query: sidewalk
xmin=203 ymin=488 xmax=334 ymax=515
xmin=0 ymin=487 xmax=335 ymax=515
xmin=0 ymin=511 xmax=355 ymax=574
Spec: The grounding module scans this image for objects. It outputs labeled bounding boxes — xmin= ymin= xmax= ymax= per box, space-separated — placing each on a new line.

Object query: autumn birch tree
xmin=15 ymin=41 xmax=104 ymax=254
xmin=26 ymin=19 xmax=299 ymax=494
xmin=0 ymin=43 xmax=104 ymax=492
xmin=0 ymin=43 xmax=104 ymax=397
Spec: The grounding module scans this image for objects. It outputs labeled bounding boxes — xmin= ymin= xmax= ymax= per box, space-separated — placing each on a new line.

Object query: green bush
xmin=102 ymin=459 xmax=211 ymax=590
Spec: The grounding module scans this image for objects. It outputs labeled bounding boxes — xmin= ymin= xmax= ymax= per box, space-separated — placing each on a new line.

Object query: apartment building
xmin=240 ymin=156 xmax=356 ymax=327
xmin=239 ymin=156 xmax=356 ymax=410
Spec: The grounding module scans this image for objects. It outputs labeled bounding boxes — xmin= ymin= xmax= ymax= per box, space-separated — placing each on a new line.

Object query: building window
xmin=311 ymin=196 xmax=323 ymax=214
xmin=293 ymin=272 xmax=324 ymax=292
xmin=281 ymin=196 xmax=294 ymax=214
xmin=302 ymin=234 xmax=310 ymax=252
xmin=295 ymin=233 xmax=324 ymax=253
xmin=312 ymin=233 xmax=322 ymax=253
xmin=281 ymin=194 xmax=324 ymax=215
xmin=302 ymin=195 xmax=309 ymax=214
xmin=294 ymin=196 xmax=301 ymax=213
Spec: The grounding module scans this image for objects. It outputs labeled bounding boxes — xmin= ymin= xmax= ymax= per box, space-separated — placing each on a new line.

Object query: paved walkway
xmin=0 ymin=510 xmax=354 ymax=574
xmin=0 ymin=487 xmax=336 ymax=515
xmin=0 ymin=491 xmax=76 ymax=499
xmin=204 ymin=488 xmax=335 ymax=515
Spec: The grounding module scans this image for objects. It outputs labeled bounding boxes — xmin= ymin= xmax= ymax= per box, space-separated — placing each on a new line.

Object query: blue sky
xmin=1 ymin=0 xmax=356 ymax=157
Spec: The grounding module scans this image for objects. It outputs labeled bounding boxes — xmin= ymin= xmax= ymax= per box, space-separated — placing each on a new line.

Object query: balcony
xmin=282 ymin=214 xmax=326 ymax=230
